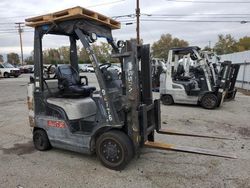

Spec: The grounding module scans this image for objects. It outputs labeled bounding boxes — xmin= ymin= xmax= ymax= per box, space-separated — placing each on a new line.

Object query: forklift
xmin=159 ymin=46 xmax=226 ymax=109
xmin=26 ymin=7 xmax=236 ymax=170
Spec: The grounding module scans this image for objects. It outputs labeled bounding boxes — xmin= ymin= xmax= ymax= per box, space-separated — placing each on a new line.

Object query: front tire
xmin=96 ymin=130 xmax=134 ymax=171
xmin=33 ymin=129 xmax=52 ymax=151
xmin=4 ymin=72 xmax=9 ymax=78
xmin=200 ymin=93 xmax=218 ymax=109
xmin=161 ymin=94 xmax=174 ymax=105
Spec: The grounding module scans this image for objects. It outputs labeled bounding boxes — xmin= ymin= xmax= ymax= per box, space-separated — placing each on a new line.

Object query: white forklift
xmin=160 ymin=47 xmax=225 ymax=109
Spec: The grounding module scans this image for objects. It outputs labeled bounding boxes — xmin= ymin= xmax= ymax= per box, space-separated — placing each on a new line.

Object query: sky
xmin=0 ymin=0 xmax=249 ymax=60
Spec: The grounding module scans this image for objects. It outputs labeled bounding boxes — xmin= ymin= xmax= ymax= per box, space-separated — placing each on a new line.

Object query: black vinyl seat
xmin=56 ymin=65 xmax=96 ymax=97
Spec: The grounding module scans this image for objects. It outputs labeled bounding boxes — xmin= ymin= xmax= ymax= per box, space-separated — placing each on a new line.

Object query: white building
xmin=220 ymin=50 xmax=250 ymax=90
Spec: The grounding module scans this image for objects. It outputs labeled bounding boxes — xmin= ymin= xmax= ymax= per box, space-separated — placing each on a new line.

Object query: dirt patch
xmin=238 ymin=88 xmax=250 ymax=96
xmin=1 ymin=140 xmax=36 ymax=155
xmin=238 ymin=127 xmax=250 ymax=137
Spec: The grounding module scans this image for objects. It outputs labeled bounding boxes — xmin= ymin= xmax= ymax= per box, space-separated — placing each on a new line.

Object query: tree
xmin=0 ymin=54 xmax=3 ymax=62
xmin=43 ymin=48 xmax=61 ymax=64
xmin=214 ymin=34 xmax=237 ymax=55
xmin=25 ymin=56 xmax=34 ymax=65
xmin=24 ymin=51 xmax=34 ymax=65
xmin=152 ymin=34 xmax=189 ymax=59
xmin=203 ymin=46 xmax=213 ymax=51
xmin=58 ymin=46 xmax=70 ymax=64
xmin=79 ymin=48 xmax=91 ymax=64
xmin=7 ymin=53 xmax=20 ymax=65
xmin=236 ymin=36 xmax=250 ymax=52
xmin=79 ymin=42 xmax=118 ymax=64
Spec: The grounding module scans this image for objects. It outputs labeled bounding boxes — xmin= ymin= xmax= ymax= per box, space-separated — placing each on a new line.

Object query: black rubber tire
xmin=33 ymin=129 xmax=52 ymax=151
xmin=14 ymin=75 xmax=19 ymax=78
xmin=161 ymin=94 xmax=174 ymax=105
xmin=200 ymin=93 xmax=218 ymax=109
xmin=3 ymin=72 xmax=9 ymax=78
xmin=96 ymin=130 xmax=134 ymax=171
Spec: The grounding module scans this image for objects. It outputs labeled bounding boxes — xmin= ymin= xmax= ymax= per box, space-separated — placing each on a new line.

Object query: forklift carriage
xmin=26 ymin=7 xmax=236 ymax=170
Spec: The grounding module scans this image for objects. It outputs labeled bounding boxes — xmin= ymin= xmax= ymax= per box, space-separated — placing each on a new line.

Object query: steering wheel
xmin=45 ymin=64 xmax=57 ymax=79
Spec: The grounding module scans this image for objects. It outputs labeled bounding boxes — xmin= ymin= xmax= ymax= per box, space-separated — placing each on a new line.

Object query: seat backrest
xmin=56 ymin=65 xmax=80 ymax=88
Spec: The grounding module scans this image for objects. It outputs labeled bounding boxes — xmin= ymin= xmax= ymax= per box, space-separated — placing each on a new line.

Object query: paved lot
xmin=0 ymin=73 xmax=250 ymax=188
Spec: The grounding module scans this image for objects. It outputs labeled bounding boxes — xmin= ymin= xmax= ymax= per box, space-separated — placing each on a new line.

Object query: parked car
xmin=0 ymin=63 xmax=21 ymax=78
xmin=79 ymin=64 xmax=88 ymax=72
xmin=19 ymin=65 xmax=34 ymax=73
xmin=86 ymin=64 xmax=95 ymax=72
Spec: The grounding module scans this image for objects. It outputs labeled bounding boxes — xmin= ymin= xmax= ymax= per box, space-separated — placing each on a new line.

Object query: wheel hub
xmin=101 ymin=139 xmax=122 ymax=163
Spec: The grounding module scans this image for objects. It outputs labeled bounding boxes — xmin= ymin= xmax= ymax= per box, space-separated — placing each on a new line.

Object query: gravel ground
xmin=0 ymin=73 xmax=250 ymax=188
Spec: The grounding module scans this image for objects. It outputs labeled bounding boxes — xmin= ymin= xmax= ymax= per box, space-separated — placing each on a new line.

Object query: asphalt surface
xmin=0 ymin=73 xmax=250 ymax=188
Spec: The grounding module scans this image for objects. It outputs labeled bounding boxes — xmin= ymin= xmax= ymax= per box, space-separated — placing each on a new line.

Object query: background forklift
xmin=26 ymin=7 xmax=236 ymax=171
xmin=159 ymin=46 xmax=225 ymax=109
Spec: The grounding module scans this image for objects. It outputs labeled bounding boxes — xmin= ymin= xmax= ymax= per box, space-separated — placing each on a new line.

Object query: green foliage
xmin=40 ymin=42 xmax=117 ymax=65
xmin=236 ymin=36 xmax=250 ymax=51
xmin=58 ymin=46 xmax=70 ymax=64
xmin=214 ymin=34 xmax=237 ymax=55
xmin=213 ymin=34 xmax=250 ymax=55
xmin=25 ymin=56 xmax=34 ymax=65
xmin=152 ymin=34 xmax=189 ymax=59
xmin=79 ymin=42 xmax=119 ymax=64
xmin=25 ymin=51 xmax=34 ymax=65
xmin=203 ymin=46 xmax=213 ymax=51
xmin=7 ymin=52 xmax=20 ymax=64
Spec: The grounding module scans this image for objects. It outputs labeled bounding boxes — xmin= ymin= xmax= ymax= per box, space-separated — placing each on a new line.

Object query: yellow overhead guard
xmin=25 ymin=6 xmax=121 ymax=30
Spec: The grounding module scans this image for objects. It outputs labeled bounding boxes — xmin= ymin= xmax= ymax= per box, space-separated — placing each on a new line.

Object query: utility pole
xmin=208 ymin=41 xmax=211 ymax=49
xmin=136 ymin=0 xmax=140 ymax=45
xmin=15 ymin=22 xmax=24 ymax=65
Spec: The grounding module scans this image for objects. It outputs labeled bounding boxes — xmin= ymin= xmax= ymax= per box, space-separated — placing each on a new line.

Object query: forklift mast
xmin=112 ymin=40 xmax=161 ymax=150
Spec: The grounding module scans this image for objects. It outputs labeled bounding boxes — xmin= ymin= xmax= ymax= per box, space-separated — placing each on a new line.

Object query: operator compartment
xmin=26 ymin=6 xmax=123 ymax=134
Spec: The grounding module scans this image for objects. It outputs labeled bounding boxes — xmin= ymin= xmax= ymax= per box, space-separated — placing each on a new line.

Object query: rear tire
xmin=33 ymin=129 xmax=52 ymax=151
xmin=161 ymin=94 xmax=174 ymax=105
xmin=96 ymin=130 xmax=134 ymax=171
xmin=200 ymin=93 xmax=218 ymax=109
xmin=4 ymin=72 xmax=9 ymax=78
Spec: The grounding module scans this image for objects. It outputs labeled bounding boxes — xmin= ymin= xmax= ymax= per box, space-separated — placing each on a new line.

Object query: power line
xmin=120 ymin=18 xmax=249 ymax=23
xmin=145 ymin=13 xmax=250 ymax=16
xmin=86 ymin=0 xmax=125 ymax=8
xmin=166 ymin=0 xmax=250 ymax=3
xmin=0 ymin=30 xmax=33 ymax=34
xmin=143 ymin=15 xmax=250 ymax=19
xmin=140 ymin=19 xmax=250 ymax=23
xmin=0 ymin=0 xmax=125 ymax=20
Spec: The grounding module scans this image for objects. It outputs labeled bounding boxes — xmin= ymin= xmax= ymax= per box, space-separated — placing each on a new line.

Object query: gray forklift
xmin=26 ymin=7 xmax=236 ymax=171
